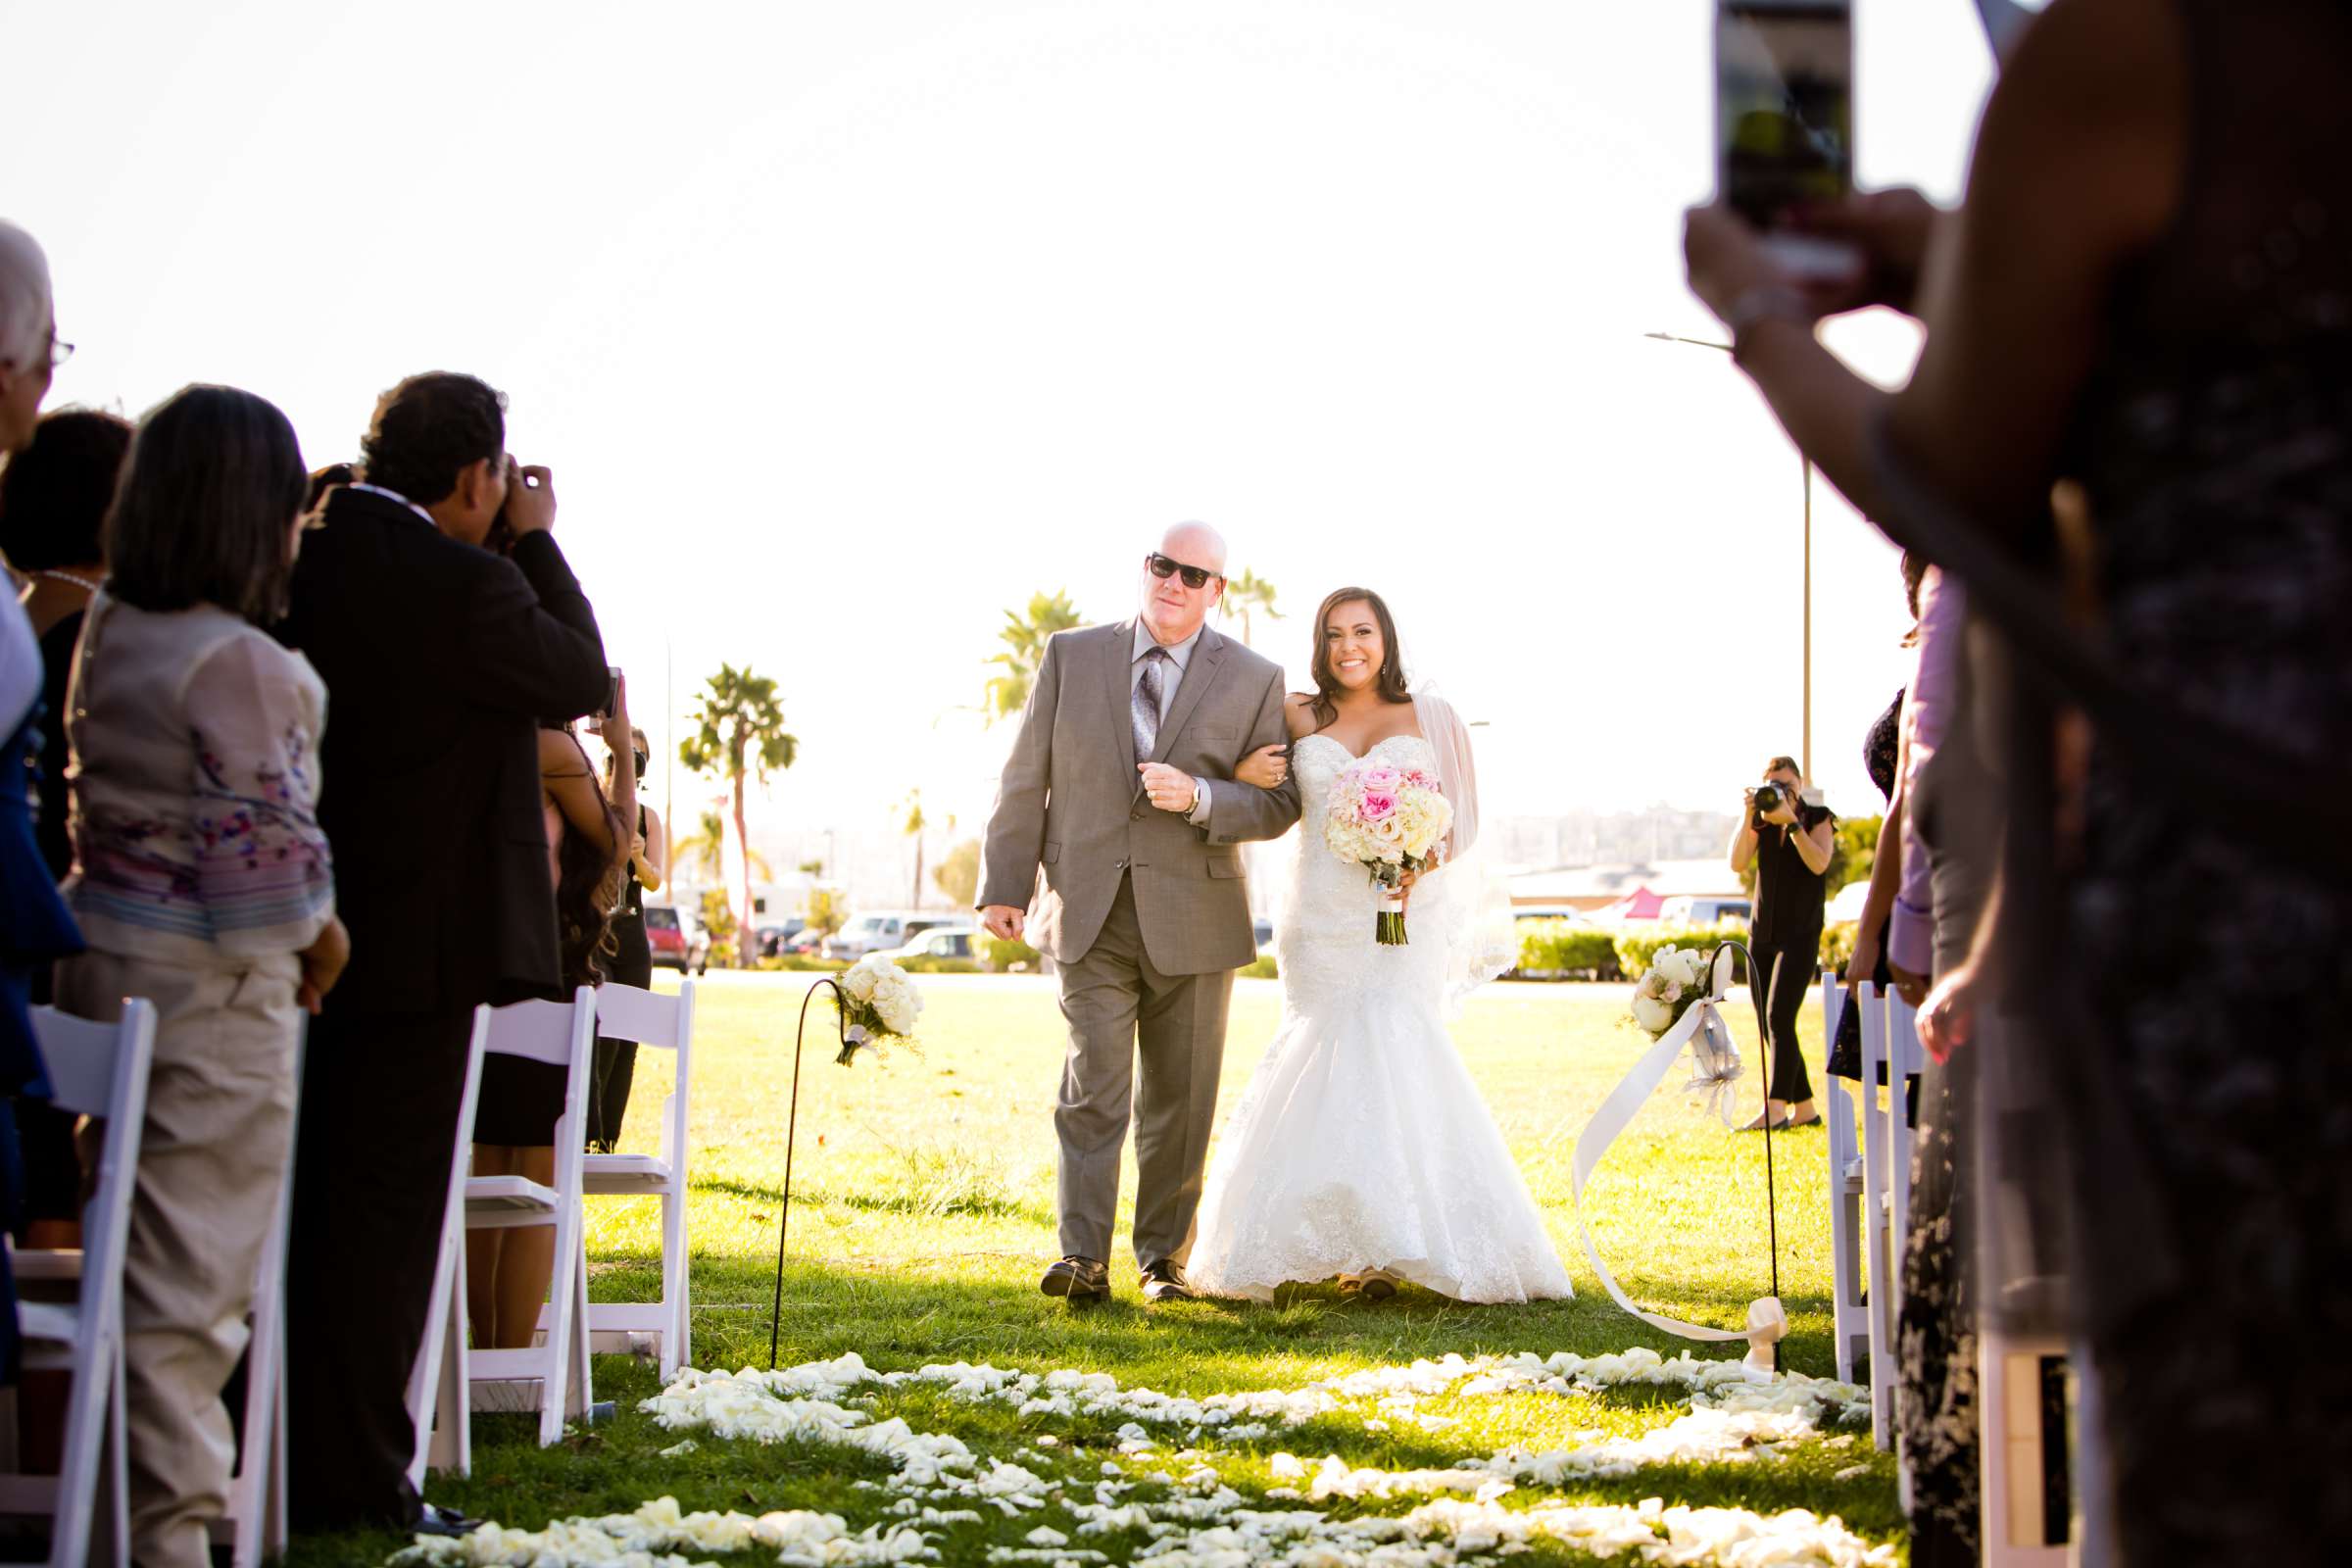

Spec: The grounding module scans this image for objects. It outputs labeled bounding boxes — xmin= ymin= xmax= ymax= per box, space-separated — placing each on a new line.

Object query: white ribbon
xmin=1571 ymin=974 xmax=1787 ymax=1380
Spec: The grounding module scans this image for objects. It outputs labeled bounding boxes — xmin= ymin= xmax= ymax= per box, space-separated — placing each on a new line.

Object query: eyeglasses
xmin=1146 ymin=553 xmax=1222 ymax=591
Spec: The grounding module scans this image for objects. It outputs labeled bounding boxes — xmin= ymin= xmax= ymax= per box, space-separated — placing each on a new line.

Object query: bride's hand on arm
xmin=1235 ymin=744 xmax=1289 ymax=790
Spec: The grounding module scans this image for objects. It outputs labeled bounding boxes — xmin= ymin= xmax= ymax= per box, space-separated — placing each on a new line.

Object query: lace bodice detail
xmin=1275 ymin=732 xmax=1450 ymax=1001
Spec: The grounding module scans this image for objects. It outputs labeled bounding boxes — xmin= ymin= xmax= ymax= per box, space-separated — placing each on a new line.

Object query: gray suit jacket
xmin=978 ymin=619 xmax=1300 ymax=974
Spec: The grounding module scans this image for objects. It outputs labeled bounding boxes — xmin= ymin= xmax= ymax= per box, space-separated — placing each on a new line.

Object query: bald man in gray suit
xmin=978 ymin=523 xmax=1300 ymax=1302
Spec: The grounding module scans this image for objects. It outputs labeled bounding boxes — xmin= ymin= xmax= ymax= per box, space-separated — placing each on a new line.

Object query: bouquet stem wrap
xmin=1374 ymin=884 xmax=1408 ymax=945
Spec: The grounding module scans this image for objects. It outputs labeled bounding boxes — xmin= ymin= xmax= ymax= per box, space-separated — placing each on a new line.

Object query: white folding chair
xmin=407 ymin=1005 xmax=492 ymax=1490
xmin=552 ymin=980 xmax=696 ymax=1379
xmin=1857 ymin=980 xmax=1926 ymax=1450
xmin=1819 ymin=976 xmax=1870 ymax=1386
xmin=465 ymin=989 xmax=596 ymax=1446
xmin=208 ymin=1019 xmax=307 ymax=1568
xmin=1 ymin=1001 xmax=157 ymax=1568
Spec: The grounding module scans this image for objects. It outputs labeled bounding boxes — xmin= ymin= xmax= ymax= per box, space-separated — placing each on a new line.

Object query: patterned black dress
xmin=2057 ymin=1 xmax=2352 ymax=1557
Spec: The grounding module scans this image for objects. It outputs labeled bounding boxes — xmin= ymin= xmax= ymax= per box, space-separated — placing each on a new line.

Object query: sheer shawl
xmin=1412 ymin=692 xmax=1518 ymax=1015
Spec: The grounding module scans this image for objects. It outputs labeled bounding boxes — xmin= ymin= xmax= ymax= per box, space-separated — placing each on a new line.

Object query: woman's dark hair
xmin=105 ymin=385 xmax=306 ymax=625
xmin=0 ymin=408 xmax=132 ymax=570
xmin=358 ymin=371 xmax=505 ymax=506
xmin=544 ymin=722 xmax=626 ymax=991
xmin=1307 ymin=586 xmax=1410 ymax=730
xmin=305 ymin=462 xmax=355 ymax=514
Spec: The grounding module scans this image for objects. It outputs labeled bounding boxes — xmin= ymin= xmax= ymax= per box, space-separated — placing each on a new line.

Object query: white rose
xmin=1632 ymin=996 xmax=1671 ymax=1035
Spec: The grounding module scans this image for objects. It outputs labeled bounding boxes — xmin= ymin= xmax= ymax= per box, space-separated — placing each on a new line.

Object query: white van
xmin=1656 ymin=895 xmax=1751 ymax=927
xmin=822 ymin=910 xmax=958 ymax=961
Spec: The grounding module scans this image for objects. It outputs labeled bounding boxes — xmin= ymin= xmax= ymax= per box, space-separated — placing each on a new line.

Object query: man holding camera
xmin=1729 ymin=756 xmax=1835 ymax=1132
xmin=277 ymin=372 xmax=609 ymax=1535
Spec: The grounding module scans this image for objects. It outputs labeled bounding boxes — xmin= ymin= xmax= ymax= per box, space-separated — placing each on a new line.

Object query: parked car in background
xmin=754 ymin=917 xmax=808 ymax=958
xmin=879 ymin=924 xmax=978 ymax=963
xmin=822 ymin=910 xmax=959 ymax=961
xmin=1656 ymin=896 xmax=1751 ymax=927
xmin=1253 ymin=918 xmax=1274 ymax=951
xmin=1511 ymin=905 xmax=1591 ymax=924
xmin=646 ymin=903 xmax=710 ymax=974
xmin=785 ymin=926 xmax=828 ymax=955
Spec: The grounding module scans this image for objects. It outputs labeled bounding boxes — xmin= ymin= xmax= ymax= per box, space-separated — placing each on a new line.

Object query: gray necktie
xmin=1133 ymin=646 xmax=1169 ymax=763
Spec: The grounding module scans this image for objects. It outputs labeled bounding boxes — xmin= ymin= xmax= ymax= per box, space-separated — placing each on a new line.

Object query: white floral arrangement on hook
xmin=1629 ymin=944 xmax=1712 ymax=1039
xmin=832 ymin=955 xmax=924 ymax=1064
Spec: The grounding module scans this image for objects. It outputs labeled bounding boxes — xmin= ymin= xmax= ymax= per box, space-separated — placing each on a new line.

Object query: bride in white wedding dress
xmin=1187 ymin=588 xmax=1572 ymax=1304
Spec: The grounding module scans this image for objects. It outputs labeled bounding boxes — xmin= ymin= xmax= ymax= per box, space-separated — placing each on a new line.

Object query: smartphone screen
xmin=1717 ymin=0 xmax=1854 ymax=227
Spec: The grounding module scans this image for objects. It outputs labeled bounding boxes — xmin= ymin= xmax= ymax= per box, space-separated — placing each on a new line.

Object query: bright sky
xmin=9 ymin=0 xmax=2001 ymax=844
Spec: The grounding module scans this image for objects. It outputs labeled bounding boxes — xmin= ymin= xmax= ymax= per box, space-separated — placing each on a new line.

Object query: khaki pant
xmin=55 ymin=947 xmax=301 ymax=1568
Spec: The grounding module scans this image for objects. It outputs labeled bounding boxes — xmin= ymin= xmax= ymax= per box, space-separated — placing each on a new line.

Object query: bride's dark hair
xmin=1308 ymin=586 xmax=1410 ymax=731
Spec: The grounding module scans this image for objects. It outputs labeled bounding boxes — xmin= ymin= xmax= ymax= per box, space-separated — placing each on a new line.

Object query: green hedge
xmin=1515 ymin=920 xmax=1621 ymax=980
xmin=1613 ymin=922 xmax=1752 ymax=986
xmin=898 ymin=956 xmax=982 ymax=974
xmin=983 ymin=936 xmax=1042 ymax=972
xmin=1240 ymin=954 xmax=1279 ymax=980
xmin=757 ymin=956 xmax=851 ymax=972
xmin=1820 ymin=921 xmax=1858 ymax=976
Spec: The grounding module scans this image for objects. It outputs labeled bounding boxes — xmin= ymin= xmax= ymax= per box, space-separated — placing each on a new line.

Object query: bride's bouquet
xmin=830 ymin=954 xmax=924 ymax=1064
xmin=1324 ymin=760 xmax=1453 ymax=945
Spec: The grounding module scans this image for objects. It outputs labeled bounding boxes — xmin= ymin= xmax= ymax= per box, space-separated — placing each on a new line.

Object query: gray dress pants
xmin=1052 ymin=875 xmax=1233 ymax=1270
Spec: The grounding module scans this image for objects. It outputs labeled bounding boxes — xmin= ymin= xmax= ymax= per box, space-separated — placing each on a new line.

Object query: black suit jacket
xmin=279 ymin=485 xmax=608 ymax=1014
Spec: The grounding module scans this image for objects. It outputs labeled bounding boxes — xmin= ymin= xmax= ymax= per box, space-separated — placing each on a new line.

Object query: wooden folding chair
xmin=406 ymin=1005 xmax=492 ymax=1490
xmin=465 ymin=989 xmax=596 ymax=1446
xmin=556 ymin=979 xmax=697 ymax=1379
xmin=2 ymin=1001 xmax=158 ymax=1568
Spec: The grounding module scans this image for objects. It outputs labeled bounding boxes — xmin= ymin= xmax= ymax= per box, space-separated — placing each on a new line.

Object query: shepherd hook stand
xmin=1711 ymin=938 xmax=1784 ymax=1310
xmin=770 ymin=975 xmax=849 ymax=1368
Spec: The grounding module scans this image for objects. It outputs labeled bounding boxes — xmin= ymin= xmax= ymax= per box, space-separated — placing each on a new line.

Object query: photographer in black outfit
xmin=277 ymin=372 xmax=608 ymax=1535
xmin=1729 ymin=755 xmax=1835 ymax=1131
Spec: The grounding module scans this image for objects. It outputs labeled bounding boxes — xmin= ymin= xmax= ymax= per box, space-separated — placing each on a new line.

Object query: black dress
xmin=1829 ymin=691 xmax=1904 ymax=1084
xmin=587 ymin=806 xmax=652 ymax=1152
xmin=1748 ymin=800 xmax=1833 ymax=1104
xmin=2052 ymin=3 xmax=2352 ymax=1555
xmin=14 ymin=612 xmax=86 ymax=1230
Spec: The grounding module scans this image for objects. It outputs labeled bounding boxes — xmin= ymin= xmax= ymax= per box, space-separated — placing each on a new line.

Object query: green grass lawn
xmin=287 ymin=971 xmax=1903 ymax=1566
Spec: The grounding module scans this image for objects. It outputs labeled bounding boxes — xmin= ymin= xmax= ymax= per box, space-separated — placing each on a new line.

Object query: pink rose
xmin=1358 ymin=764 xmax=1403 ymax=792
xmin=1360 ymin=791 xmax=1397 ymax=821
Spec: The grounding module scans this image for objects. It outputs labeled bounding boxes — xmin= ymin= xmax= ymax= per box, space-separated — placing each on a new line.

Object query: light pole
xmin=1643 ymin=332 xmax=1814 ymax=778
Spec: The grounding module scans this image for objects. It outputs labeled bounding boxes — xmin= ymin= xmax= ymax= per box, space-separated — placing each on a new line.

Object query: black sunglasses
xmin=1146 ymin=552 xmax=1222 ymax=591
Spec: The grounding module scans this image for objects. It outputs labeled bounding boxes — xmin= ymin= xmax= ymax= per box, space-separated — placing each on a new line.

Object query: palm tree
xmin=674 ymin=808 xmax=771 ymax=886
xmin=1223 ymin=568 xmax=1282 ymax=646
xmin=671 ymin=809 xmax=728 ymax=885
xmin=900 ymin=789 xmax=928 ymax=909
xmin=678 ymin=663 xmax=798 ymax=959
xmin=984 ymin=590 xmax=1083 ymax=722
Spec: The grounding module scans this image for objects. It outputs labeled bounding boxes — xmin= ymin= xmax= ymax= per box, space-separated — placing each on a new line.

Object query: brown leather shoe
xmin=1140 ymin=1260 xmax=1196 ymax=1302
xmin=1041 ymin=1255 xmax=1110 ymax=1301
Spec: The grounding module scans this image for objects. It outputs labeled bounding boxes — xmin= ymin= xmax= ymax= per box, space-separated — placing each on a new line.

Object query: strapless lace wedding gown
xmin=1187 ymin=734 xmax=1572 ymax=1302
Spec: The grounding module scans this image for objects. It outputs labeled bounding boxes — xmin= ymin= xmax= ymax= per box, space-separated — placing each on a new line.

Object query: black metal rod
xmin=771 ymin=977 xmax=845 ymax=1369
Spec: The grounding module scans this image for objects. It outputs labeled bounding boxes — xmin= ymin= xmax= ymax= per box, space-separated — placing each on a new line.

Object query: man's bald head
xmin=1158 ymin=520 xmax=1227 ymax=575
xmin=1138 ymin=519 xmax=1229 ymax=646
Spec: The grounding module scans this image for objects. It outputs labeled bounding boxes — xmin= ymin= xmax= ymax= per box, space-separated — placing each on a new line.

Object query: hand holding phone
xmin=1716 ymin=0 xmax=1860 ymax=282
